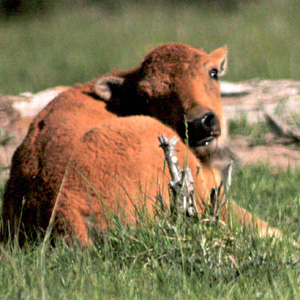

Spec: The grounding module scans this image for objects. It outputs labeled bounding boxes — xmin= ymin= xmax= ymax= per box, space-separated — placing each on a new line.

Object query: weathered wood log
xmin=0 ymin=87 xmax=68 ymax=182
xmin=222 ymin=79 xmax=300 ymax=123
xmin=264 ymin=112 xmax=300 ymax=142
xmin=2 ymin=78 xmax=300 ymax=183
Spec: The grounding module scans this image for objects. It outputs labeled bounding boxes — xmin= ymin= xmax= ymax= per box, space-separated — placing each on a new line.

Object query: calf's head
xmin=95 ymin=43 xmax=227 ymax=159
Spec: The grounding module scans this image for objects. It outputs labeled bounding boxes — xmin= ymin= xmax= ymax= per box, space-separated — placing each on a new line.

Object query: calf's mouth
xmin=178 ymin=110 xmax=221 ymax=158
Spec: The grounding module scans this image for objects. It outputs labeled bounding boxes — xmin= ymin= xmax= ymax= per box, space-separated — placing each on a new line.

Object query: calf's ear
xmin=94 ymin=75 xmax=124 ymax=102
xmin=209 ymin=45 xmax=228 ymax=77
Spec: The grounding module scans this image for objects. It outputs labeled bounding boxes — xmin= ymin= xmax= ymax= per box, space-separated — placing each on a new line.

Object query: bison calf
xmin=1 ymin=43 xmax=279 ymax=245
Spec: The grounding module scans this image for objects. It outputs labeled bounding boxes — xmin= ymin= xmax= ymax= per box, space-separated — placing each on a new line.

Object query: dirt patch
xmin=228 ymin=134 xmax=300 ymax=170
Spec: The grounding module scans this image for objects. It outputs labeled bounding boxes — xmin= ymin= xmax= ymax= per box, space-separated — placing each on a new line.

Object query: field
xmin=1 ymin=0 xmax=300 ymax=95
xmin=1 ymin=1 xmax=300 ymax=299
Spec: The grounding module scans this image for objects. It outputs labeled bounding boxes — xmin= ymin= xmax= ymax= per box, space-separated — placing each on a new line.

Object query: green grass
xmin=228 ymin=116 xmax=268 ymax=137
xmin=1 ymin=0 xmax=300 ymax=94
xmin=1 ymin=1 xmax=300 ymax=299
xmin=228 ymin=116 xmax=271 ymax=147
xmin=0 ymin=164 xmax=300 ymax=299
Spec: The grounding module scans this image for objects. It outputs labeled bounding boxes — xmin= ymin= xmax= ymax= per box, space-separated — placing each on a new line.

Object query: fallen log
xmin=264 ymin=112 xmax=300 ymax=142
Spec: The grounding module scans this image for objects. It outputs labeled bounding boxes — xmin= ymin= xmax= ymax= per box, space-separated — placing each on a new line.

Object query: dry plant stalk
xmin=264 ymin=112 xmax=300 ymax=142
xmin=158 ymin=135 xmax=197 ymax=217
xmin=158 ymin=135 xmax=232 ymax=222
xmin=209 ymin=161 xmax=232 ymax=222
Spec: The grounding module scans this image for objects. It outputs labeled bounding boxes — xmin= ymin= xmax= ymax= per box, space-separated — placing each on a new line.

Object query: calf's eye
xmin=209 ymin=69 xmax=218 ymax=80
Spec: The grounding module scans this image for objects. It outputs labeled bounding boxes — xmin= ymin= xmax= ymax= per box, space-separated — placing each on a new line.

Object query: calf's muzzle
xmin=187 ymin=111 xmax=220 ymax=147
xmin=177 ymin=108 xmax=221 ymax=157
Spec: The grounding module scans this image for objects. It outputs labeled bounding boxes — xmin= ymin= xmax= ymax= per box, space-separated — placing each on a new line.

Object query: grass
xmin=0 ymin=164 xmax=300 ymax=299
xmin=1 ymin=1 xmax=300 ymax=299
xmin=228 ymin=116 xmax=268 ymax=137
xmin=0 ymin=0 xmax=300 ymax=95
xmin=228 ymin=116 xmax=271 ymax=147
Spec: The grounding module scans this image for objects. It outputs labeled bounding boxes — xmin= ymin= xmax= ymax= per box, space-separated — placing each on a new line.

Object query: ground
xmin=229 ymin=134 xmax=300 ymax=169
xmin=221 ymin=79 xmax=300 ymax=170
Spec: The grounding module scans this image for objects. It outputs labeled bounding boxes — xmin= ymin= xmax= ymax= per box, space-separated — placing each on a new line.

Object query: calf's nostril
xmin=201 ymin=112 xmax=216 ymax=130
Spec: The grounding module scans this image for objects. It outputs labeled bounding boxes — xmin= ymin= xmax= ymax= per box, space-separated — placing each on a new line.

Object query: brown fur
xmin=1 ymin=43 xmax=279 ymax=245
xmin=54 ymin=116 xmax=222 ymax=244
